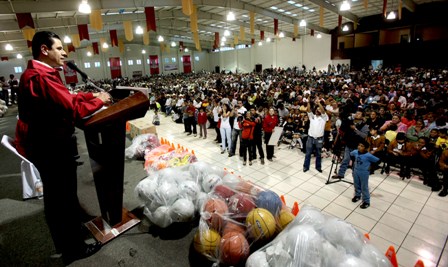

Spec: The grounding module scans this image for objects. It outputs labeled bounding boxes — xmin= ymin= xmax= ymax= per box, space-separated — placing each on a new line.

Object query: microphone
xmin=66 ymin=61 xmax=89 ymax=82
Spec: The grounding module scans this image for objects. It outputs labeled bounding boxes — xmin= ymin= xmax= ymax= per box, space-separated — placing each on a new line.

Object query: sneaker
xmin=360 ymin=202 xmax=370 ymax=209
xmin=351 ymin=196 xmax=361 ymax=203
xmin=439 ymin=190 xmax=448 ymax=197
xmin=331 ymin=175 xmax=344 ymax=179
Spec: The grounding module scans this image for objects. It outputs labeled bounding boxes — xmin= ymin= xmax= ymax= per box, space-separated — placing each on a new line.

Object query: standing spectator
xmin=250 ymin=107 xmax=265 ymax=165
xmin=241 ymin=112 xmax=256 ymax=166
xmin=219 ymin=103 xmax=233 ymax=154
xmin=14 ymin=31 xmax=108 ymax=264
xmin=438 ymin=149 xmax=448 ymax=197
xmin=164 ymin=94 xmax=173 ymax=116
xmin=229 ymin=100 xmax=247 ymax=157
xmin=8 ymin=74 xmax=19 ymax=104
xmin=262 ymin=108 xmax=279 ymax=162
xmin=366 ymin=125 xmax=386 ymax=174
xmin=303 ymin=97 xmax=328 ymax=172
xmin=185 ymin=100 xmax=197 ymax=136
xmin=0 ymin=76 xmax=10 ymax=106
xmin=350 ymin=140 xmax=379 ymax=209
xmin=197 ymin=107 xmax=208 ymax=139
xmin=212 ymin=99 xmax=222 ymax=143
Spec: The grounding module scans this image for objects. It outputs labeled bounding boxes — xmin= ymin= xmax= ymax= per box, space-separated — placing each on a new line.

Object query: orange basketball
xmin=219 ymin=231 xmax=250 ymax=266
xmin=235 ymin=181 xmax=259 ymax=196
xmin=222 ymin=221 xmax=246 ymax=236
xmin=203 ymin=198 xmax=229 ymax=231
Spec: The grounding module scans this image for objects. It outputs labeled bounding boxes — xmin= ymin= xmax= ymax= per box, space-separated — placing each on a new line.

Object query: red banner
xmin=92 ymin=42 xmax=99 ymax=55
xmin=78 ymin=24 xmax=90 ymax=41
xmin=63 ymin=60 xmax=78 ymax=84
xmin=145 ymin=7 xmax=157 ymax=32
xmin=109 ymin=57 xmax=122 ymax=79
xmin=149 ymin=55 xmax=159 ymax=75
xmin=274 ymin=19 xmax=278 ymax=36
xmin=109 ymin=30 xmax=118 ymax=47
xmin=16 ymin=13 xmax=34 ymax=29
xmin=182 ymin=55 xmax=191 ymax=74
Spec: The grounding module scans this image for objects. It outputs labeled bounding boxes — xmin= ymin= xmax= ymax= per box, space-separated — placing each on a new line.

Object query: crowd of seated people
xmin=80 ymin=65 xmax=448 ymax=196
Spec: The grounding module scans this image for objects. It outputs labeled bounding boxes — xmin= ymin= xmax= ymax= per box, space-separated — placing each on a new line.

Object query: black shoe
xmin=360 ymin=202 xmax=370 ymax=209
xmin=385 ymin=166 xmax=390 ymax=174
xmin=352 ymin=196 xmax=361 ymax=203
xmin=439 ymin=190 xmax=448 ymax=197
xmin=260 ymin=159 xmax=265 ymax=165
xmin=187 ymin=132 xmax=192 ymax=136
xmin=316 ymin=169 xmax=322 ymax=173
xmin=431 ymin=185 xmax=442 ymax=192
xmin=303 ymin=168 xmax=309 ymax=172
xmin=272 ymin=155 xmax=277 ymax=158
xmin=332 ymin=175 xmax=344 ymax=179
xmin=220 ymin=150 xmax=225 ymax=154
xmin=267 ymin=158 xmax=273 ymax=162
xmin=63 ymin=242 xmax=102 ymax=265
xmin=228 ymin=153 xmax=234 ymax=157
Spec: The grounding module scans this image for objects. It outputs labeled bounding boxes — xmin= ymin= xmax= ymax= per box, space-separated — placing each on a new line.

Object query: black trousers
xmin=241 ymin=139 xmax=254 ymax=161
xmin=264 ymin=132 xmax=274 ymax=159
xmin=252 ymin=134 xmax=265 ymax=159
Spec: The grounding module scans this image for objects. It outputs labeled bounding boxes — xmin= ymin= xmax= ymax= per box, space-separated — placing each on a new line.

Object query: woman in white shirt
xmin=219 ymin=103 xmax=233 ymax=154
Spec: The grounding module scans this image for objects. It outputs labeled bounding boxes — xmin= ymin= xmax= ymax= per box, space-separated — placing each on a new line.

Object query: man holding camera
xmin=229 ymin=100 xmax=247 ymax=157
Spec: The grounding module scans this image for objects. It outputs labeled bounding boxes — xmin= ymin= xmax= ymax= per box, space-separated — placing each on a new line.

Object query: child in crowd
xmin=429 ymin=128 xmax=439 ymax=146
xmin=385 ymin=132 xmax=412 ymax=178
xmin=152 ymin=109 xmax=160 ymax=126
xmin=197 ymin=107 xmax=208 ymax=139
xmin=436 ymin=129 xmax=448 ymax=150
xmin=241 ymin=111 xmax=256 ymax=166
xmin=350 ymin=139 xmax=379 ymax=209
xmin=366 ymin=125 xmax=386 ymax=174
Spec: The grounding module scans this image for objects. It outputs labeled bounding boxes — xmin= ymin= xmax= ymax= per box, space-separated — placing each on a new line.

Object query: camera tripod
xmin=326 ymin=147 xmax=353 ymax=185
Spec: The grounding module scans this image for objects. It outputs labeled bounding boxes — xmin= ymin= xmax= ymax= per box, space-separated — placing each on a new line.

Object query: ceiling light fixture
xmin=317 ymin=33 xmax=322 ymax=38
xmin=102 ymin=42 xmax=109 ymax=49
xmin=342 ymin=25 xmax=349 ymax=32
xmin=63 ymin=35 xmax=72 ymax=43
xmin=279 ymin=32 xmax=285 ymax=38
xmin=299 ymin=19 xmax=307 ymax=27
xmin=86 ymin=51 xmax=92 ymax=56
xmin=5 ymin=43 xmax=13 ymax=51
xmin=158 ymin=35 xmax=164 ymax=42
xmin=142 ymin=49 xmax=146 ymax=54
xmin=227 ymin=11 xmax=235 ymax=21
xmin=78 ymin=0 xmax=91 ymax=14
xmin=386 ymin=11 xmax=396 ymax=20
xmin=136 ymin=25 xmax=144 ymax=34
xmin=340 ymin=1 xmax=351 ymax=11
xmin=171 ymin=41 xmax=176 ymax=47
xmin=16 ymin=54 xmax=23 ymax=59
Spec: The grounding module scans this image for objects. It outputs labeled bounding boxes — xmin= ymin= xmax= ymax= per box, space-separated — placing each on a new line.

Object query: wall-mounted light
xmin=386 ymin=11 xmax=396 ymax=20
xmin=86 ymin=51 xmax=92 ymax=56
xmin=258 ymin=41 xmax=262 ymax=46
xmin=171 ymin=41 xmax=176 ymax=47
xmin=142 ymin=49 xmax=146 ymax=54
xmin=220 ymin=41 xmax=225 ymax=46
xmin=342 ymin=25 xmax=349 ymax=32
xmin=316 ymin=33 xmax=322 ymax=38
xmin=184 ymin=48 xmax=189 ymax=52
xmin=221 ymin=36 xmax=227 ymax=42
xmin=266 ymin=37 xmax=271 ymax=42
xmin=279 ymin=32 xmax=285 ymax=38
xmin=102 ymin=42 xmax=109 ymax=48
xmin=78 ymin=0 xmax=91 ymax=14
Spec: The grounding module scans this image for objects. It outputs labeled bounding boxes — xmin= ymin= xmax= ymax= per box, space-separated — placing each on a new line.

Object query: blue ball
xmin=255 ymin=190 xmax=282 ymax=216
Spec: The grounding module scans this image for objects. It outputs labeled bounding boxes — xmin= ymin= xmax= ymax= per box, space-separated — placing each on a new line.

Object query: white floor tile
xmin=371 ymin=222 xmax=407 ymax=245
xmin=393 ymin=195 xmax=425 ymax=213
xmin=368 ymin=233 xmax=399 ymax=256
xmin=387 ymin=204 xmax=420 ymax=223
xmin=415 ymin=214 xmax=448 ymax=235
xmin=379 ymin=213 xmax=413 ymax=233
xmin=323 ymin=202 xmax=352 ymax=220
xmin=346 ymin=212 xmax=377 ymax=232
xmin=304 ymin=195 xmax=331 ymax=210
xmin=397 ymin=247 xmax=437 ymax=267
xmin=401 ymin=235 xmax=443 ymax=264
xmin=408 ymin=224 xmax=447 ymax=249
xmin=355 ymin=205 xmax=386 ymax=221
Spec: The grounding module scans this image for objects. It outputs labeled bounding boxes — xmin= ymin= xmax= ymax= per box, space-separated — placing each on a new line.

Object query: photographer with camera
xmin=229 ymin=100 xmax=247 ymax=157
xmin=250 ymin=107 xmax=265 ymax=164
xmin=332 ymin=109 xmax=369 ymax=179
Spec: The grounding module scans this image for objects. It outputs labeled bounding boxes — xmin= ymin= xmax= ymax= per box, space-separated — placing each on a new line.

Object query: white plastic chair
xmin=1 ymin=135 xmax=43 ymax=200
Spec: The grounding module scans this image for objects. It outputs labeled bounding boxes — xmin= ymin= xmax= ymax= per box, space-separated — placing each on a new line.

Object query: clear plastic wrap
xmin=125 ymin=133 xmax=160 ymax=159
xmin=245 ymin=205 xmax=393 ymax=267
xmin=144 ymin=146 xmax=197 ymax=173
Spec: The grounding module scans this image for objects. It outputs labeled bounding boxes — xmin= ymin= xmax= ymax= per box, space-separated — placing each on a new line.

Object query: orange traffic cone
xmin=280 ymin=195 xmax=286 ymax=206
xmin=385 ymin=246 xmax=398 ymax=267
xmin=191 ymin=150 xmax=195 ymax=155
xmin=171 ymin=143 xmax=175 ymax=149
xmin=364 ymin=233 xmax=370 ymax=240
xmin=178 ymin=144 xmax=181 ymax=149
xmin=414 ymin=259 xmax=425 ymax=267
xmin=160 ymin=138 xmax=164 ymax=144
xmin=291 ymin=201 xmax=300 ymax=216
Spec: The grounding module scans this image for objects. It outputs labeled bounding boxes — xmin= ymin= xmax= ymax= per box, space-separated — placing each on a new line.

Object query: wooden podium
xmin=82 ymin=91 xmax=149 ymax=244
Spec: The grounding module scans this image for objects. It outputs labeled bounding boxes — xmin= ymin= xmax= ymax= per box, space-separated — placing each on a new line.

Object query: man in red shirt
xmin=263 ymin=108 xmax=279 ymax=161
xmin=15 ymin=31 xmax=111 ymax=265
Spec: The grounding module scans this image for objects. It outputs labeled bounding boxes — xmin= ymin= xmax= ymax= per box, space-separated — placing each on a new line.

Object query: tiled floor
xmin=152 ymin=111 xmax=448 ymax=267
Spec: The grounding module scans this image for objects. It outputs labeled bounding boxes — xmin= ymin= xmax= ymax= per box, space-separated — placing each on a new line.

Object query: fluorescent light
xmin=292 ymin=14 xmax=298 ymax=16
xmin=303 ymin=6 xmax=309 ymax=10
xmin=279 ymin=32 xmax=285 ymax=38
xmin=63 ymin=35 xmax=71 ymax=43
xmin=386 ymin=11 xmax=396 ymax=20
xmin=142 ymin=50 xmax=146 ymax=54
xmin=171 ymin=41 xmax=176 ymax=47
xmin=16 ymin=54 xmax=23 ymax=59
xmin=288 ymin=1 xmax=296 ymax=4
xmin=184 ymin=48 xmax=189 ymax=52
xmin=5 ymin=43 xmax=13 ymax=51
xmin=285 ymin=11 xmax=292 ymax=15
xmin=86 ymin=51 xmax=92 ymax=56
xmin=227 ymin=11 xmax=235 ymax=21
xmin=317 ymin=33 xmax=322 ymax=38
xmin=278 ymin=9 xmax=285 ymax=12
xmin=135 ymin=25 xmax=144 ymax=34
xmin=295 ymin=3 xmax=303 ymax=7
xmin=242 ymin=14 xmax=248 ymax=18
xmin=266 ymin=37 xmax=271 ymax=42
xmin=102 ymin=42 xmax=109 ymax=48
xmin=224 ymin=29 xmax=230 ymax=36
xmin=158 ymin=35 xmax=164 ymax=42
xmin=299 ymin=19 xmax=307 ymax=27
xmin=270 ymin=6 xmax=278 ymax=10
xmin=78 ymin=0 xmax=91 ymax=14
xmin=340 ymin=1 xmax=351 ymax=11
xmin=342 ymin=25 xmax=349 ymax=31
xmin=258 ymin=41 xmax=262 ymax=46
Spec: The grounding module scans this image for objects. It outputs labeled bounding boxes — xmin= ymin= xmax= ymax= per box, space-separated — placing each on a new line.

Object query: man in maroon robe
xmin=15 ymin=31 xmax=111 ymax=265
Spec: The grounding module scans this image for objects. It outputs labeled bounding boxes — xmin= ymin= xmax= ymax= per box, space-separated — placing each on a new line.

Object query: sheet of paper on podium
xmin=268 ymin=126 xmax=283 ymax=146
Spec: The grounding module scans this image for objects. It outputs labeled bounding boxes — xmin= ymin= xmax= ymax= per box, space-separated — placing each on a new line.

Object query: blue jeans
xmin=230 ymin=129 xmax=242 ymax=155
xmin=303 ymin=137 xmax=323 ymax=170
xmin=220 ymin=128 xmax=232 ymax=152
xmin=353 ymin=171 xmax=370 ymax=204
xmin=338 ymin=147 xmax=355 ymax=177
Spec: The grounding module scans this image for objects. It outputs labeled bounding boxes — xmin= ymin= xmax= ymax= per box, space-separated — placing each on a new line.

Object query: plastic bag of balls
xmin=144 ymin=149 xmax=198 ymax=173
xmin=245 ymin=205 xmax=393 ymax=267
xmin=135 ymin=162 xmax=229 ymax=228
xmin=193 ymin=176 xmax=297 ymax=266
xmin=125 ymin=133 xmax=161 ymax=160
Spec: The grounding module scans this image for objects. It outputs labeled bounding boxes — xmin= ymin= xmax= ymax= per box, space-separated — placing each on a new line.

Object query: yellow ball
xmin=278 ymin=209 xmax=295 ymax=230
xmin=193 ymin=229 xmax=221 ymax=257
xmin=246 ymin=208 xmax=276 ymax=240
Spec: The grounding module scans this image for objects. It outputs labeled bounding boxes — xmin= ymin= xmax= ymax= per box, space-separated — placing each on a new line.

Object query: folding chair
xmin=1 ymin=135 xmax=43 ymax=200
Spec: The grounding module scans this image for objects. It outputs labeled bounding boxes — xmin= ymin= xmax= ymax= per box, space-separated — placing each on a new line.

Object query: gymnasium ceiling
xmin=0 ymin=0 xmax=443 ymax=57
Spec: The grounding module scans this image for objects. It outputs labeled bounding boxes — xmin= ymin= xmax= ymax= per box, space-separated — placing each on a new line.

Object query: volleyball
xmin=151 ymin=206 xmax=172 ymax=228
xmin=178 ymin=180 xmax=200 ymax=201
xmin=169 ymin=198 xmax=195 ymax=222
xmin=246 ymin=208 xmax=276 ymax=240
xmin=219 ymin=231 xmax=250 ymax=266
xmin=193 ymin=229 xmax=221 ymax=257
xmin=202 ymin=174 xmax=222 ymax=193
xmin=255 ymin=190 xmax=283 ymax=216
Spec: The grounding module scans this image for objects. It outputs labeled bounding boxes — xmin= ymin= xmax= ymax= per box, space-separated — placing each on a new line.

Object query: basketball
xmin=222 ymin=221 xmax=246 ymax=236
xmin=278 ymin=209 xmax=295 ymax=230
xmin=203 ymin=198 xmax=229 ymax=231
xmin=202 ymin=174 xmax=222 ymax=193
xmin=219 ymin=231 xmax=250 ymax=266
xmin=246 ymin=208 xmax=276 ymax=240
xmin=213 ymin=184 xmax=235 ymax=201
xmin=228 ymin=193 xmax=256 ymax=218
xmin=255 ymin=190 xmax=283 ymax=216
xmin=193 ymin=229 xmax=221 ymax=257
xmin=235 ymin=181 xmax=259 ymax=196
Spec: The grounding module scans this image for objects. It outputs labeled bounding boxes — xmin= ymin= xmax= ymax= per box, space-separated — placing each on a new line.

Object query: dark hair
xmin=396 ymin=132 xmax=406 ymax=141
xmin=32 ymin=31 xmax=61 ymax=59
xmin=359 ymin=139 xmax=370 ymax=149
